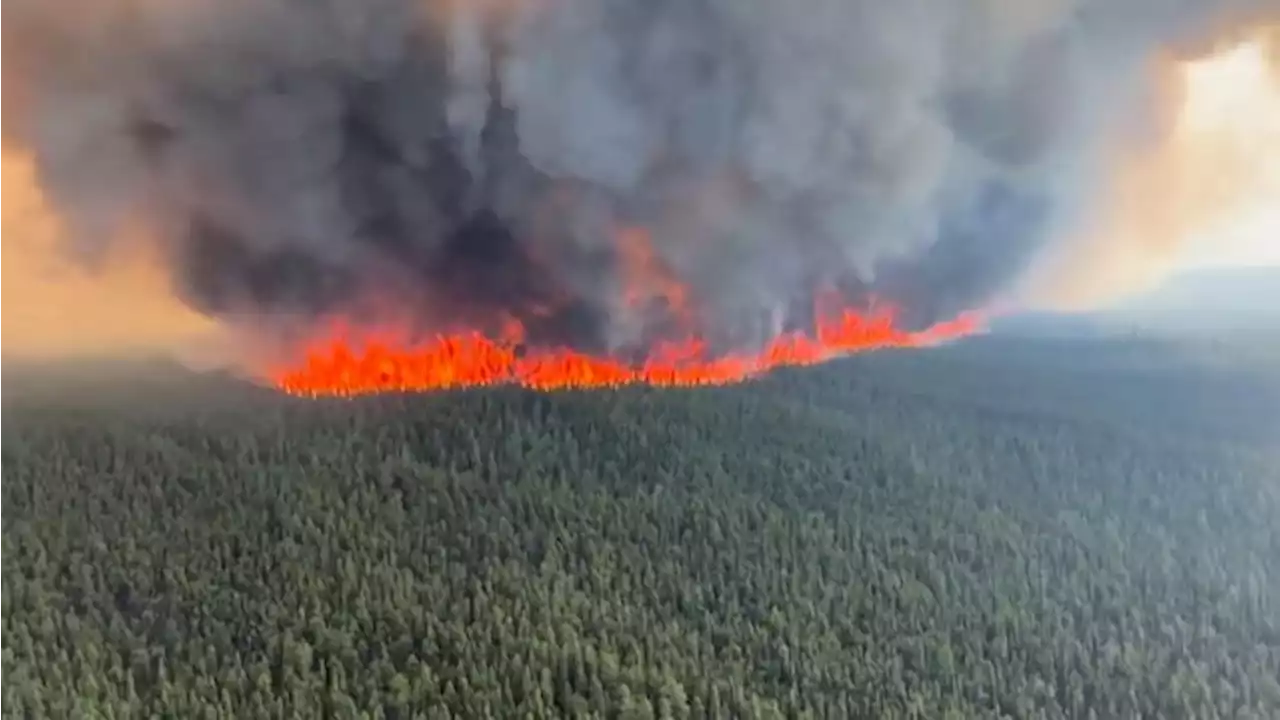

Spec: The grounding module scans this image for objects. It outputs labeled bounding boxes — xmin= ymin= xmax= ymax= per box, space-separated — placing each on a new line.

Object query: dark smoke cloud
xmin=4 ymin=0 xmax=1276 ymax=352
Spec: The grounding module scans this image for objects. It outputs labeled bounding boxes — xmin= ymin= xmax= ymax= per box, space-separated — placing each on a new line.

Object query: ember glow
xmin=271 ymin=306 xmax=983 ymax=396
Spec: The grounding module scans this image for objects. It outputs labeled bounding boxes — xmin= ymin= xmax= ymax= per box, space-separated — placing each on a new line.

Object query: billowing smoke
xmin=4 ymin=0 xmax=1277 ymax=359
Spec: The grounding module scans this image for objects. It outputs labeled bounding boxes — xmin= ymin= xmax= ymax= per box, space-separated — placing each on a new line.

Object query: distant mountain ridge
xmin=992 ymin=268 xmax=1280 ymax=338
xmin=1111 ymin=267 xmax=1280 ymax=331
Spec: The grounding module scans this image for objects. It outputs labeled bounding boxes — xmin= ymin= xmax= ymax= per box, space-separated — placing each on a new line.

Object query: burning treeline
xmin=3 ymin=0 xmax=1277 ymax=395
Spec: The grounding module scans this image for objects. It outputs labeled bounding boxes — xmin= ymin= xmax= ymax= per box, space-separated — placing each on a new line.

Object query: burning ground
xmin=3 ymin=0 xmax=1277 ymax=395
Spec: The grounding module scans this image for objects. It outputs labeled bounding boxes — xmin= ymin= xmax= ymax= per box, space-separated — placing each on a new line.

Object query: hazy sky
xmin=2 ymin=151 xmax=219 ymax=360
xmin=1019 ymin=29 xmax=1280 ymax=310
xmin=1173 ymin=37 xmax=1280 ymax=271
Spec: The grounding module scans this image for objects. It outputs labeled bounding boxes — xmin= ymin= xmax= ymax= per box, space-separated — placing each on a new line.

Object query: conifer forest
xmin=4 ymin=333 xmax=1279 ymax=719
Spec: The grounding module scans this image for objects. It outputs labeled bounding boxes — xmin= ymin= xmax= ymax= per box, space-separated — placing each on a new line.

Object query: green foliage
xmin=3 ymin=337 xmax=1279 ymax=719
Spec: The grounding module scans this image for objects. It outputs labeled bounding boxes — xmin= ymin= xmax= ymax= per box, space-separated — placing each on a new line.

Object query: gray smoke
xmin=4 ymin=0 xmax=1276 ymax=352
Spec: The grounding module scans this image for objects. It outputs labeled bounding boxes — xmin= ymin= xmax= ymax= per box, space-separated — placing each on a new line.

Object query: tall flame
xmin=616 ymin=226 xmax=696 ymax=331
xmin=270 ymin=303 xmax=982 ymax=397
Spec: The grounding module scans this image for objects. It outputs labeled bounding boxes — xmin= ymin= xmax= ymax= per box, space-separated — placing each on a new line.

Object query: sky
xmin=1172 ymin=35 xmax=1280 ymax=271
xmin=1018 ymin=28 xmax=1280 ymax=311
xmin=2 ymin=151 xmax=221 ymax=360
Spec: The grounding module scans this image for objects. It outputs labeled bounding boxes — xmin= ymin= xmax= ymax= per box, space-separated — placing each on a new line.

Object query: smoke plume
xmin=4 ymin=0 xmax=1278 ymax=361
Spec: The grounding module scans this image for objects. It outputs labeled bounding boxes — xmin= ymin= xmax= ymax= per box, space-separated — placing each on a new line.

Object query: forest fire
xmin=10 ymin=0 xmax=1267 ymax=396
xmin=268 ymin=224 xmax=982 ymax=396
xmin=270 ymin=225 xmax=983 ymax=396
xmin=270 ymin=305 xmax=983 ymax=397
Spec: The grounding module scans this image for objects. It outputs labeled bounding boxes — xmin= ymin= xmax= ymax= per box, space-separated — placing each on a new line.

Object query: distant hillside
xmin=987 ymin=312 xmax=1112 ymax=338
xmin=1110 ymin=267 xmax=1280 ymax=331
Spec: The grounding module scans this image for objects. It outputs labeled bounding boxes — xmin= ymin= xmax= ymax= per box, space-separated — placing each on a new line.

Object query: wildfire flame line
xmin=270 ymin=305 xmax=983 ymax=397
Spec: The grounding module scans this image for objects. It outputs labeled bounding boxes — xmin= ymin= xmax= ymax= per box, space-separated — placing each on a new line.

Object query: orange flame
xmin=270 ymin=304 xmax=983 ymax=397
xmin=270 ymin=224 xmax=983 ymax=397
xmin=616 ymin=226 xmax=695 ymax=328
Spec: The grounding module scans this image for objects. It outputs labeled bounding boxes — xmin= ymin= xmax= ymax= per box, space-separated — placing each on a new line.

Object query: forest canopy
xmin=3 ymin=334 xmax=1279 ymax=719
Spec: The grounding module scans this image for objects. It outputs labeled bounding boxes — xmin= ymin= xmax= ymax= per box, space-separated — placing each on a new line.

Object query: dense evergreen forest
xmin=4 ymin=333 xmax=1279 ymax=719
